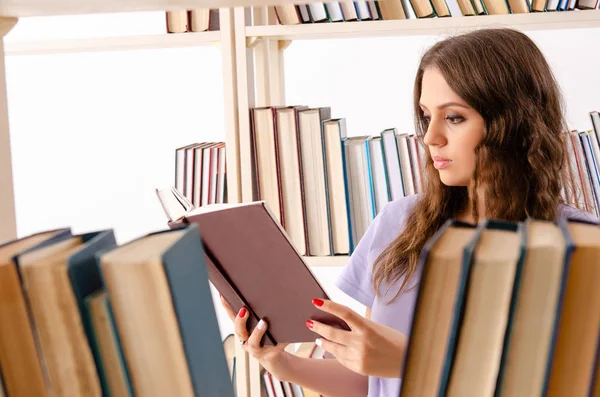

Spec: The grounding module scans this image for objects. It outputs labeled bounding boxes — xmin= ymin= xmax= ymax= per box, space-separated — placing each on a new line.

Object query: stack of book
xmin=174 ymin=141 xmax=227 ymax=208
xmin=2 ymin=202 xmax=599 ymax=396
xmin=563 ymin=111 xmax=600 ymax=217
xmin=272 ymin=0 xmax=599 ymax=25
xmin=0 ymin=225 xmax=234 ymax=397
xmin=250 ymin=106 xmax=600 ymax=256
xmin=166 ymin=9 xmax=220 ymax=33
xmin=400 ymin=218 xmax=600 ymax=397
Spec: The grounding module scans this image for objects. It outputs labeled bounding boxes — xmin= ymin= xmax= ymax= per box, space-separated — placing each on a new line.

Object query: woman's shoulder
xmin=376 ymin=194 xmax=422 ymax=231
xmin=557 ymin=204 xmax=600 ymax=224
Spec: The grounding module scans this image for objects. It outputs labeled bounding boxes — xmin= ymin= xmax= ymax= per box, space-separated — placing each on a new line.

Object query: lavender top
xmin=334 ymin=195 xmax=598 ymax=397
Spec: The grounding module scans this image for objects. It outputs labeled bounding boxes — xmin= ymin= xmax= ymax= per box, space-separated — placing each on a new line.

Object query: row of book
xmin=153 ymin=195 xmax=600 ymax=397
xmin=400 ymin=217 xmax=600 ymax=396
xmin=174 ymin=141 xmax=227 ymax=208
xmin=250 ymin=106 xmax=600 ymax=257
xmin=563 ymin=111 xmax=600 ymax=217
xmin=273 ymin=0 xmax=599 ymax=25
xmin=248 ymin=105 xmax=433 ymax=257
xmin=0 ymin=226 xmax=233 ymax=397
xmin=165 ymin=9 xmax=220 ymax=33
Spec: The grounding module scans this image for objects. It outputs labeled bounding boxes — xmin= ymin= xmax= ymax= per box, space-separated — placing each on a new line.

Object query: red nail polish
xmin=306 ymin=320 xmax=314 ymax=329
xmin=239 ymin=307 xmax=247 ymax=317
xmin=313 ymin=298 xmax=324 ymax=307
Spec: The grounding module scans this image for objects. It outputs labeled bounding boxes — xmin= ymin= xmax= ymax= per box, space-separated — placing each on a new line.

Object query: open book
xmin=160 ymin=197 xmax=351 ymax=345
xmin=155 ymin=186 xmax=194 ymax=222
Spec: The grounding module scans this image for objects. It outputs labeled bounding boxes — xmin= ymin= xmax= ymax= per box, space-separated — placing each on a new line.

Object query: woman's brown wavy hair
xmin=373 ymin=28 xmax=571 ymax=303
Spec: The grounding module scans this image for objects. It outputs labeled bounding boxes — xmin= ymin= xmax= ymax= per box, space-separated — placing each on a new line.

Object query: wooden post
xmin=219 ymin=8 xmax=242 ymax=205
xmin=0 ymin=17 xmax=18 ymax=244
xmin=234 ymin=7 xmax=256 ymax=203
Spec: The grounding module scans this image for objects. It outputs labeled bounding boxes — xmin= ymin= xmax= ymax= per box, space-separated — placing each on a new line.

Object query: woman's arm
xmin=278 ymin=352 xmax=368 ymax=397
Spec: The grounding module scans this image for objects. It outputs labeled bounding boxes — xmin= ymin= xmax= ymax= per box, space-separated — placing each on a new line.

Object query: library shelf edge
xmin=304 ymin=255 xmax=349 ymax=268
xmin=245 ymin=9 xmax=600 ymax=41
xmin=0 ymin=0 xmax=302 ymax=18
xmin=3 ymin=31 xmax=222 ymax=56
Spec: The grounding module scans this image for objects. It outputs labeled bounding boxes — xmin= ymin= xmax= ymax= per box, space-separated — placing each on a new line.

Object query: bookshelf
xmin=0 ymin=0 xmax=300 ymax=17
xmin=0 ymin=6 xmax=244 ymax=244
xmin=232 ymin=8 xmax=600 ymax=270
xmin=246 ymin=9 xmax=600 ymax=39
xmin=3 ymin=31 xmax=222 ymax=55
xmin=0 ymin=3 xmax=598 ymax=397
xmin=304 ymin=255 xmax=349 ymax=267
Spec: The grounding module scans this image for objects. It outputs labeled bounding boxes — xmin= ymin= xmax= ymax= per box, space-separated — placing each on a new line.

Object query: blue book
xmin=98 ymin=225 xmax=234 ymax=397
xmin=66 ymin=230 xmax=125 ymax=397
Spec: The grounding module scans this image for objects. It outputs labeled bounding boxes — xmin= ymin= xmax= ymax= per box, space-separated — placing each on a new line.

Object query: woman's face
xmin=420 ymin=68 xmax=485 ymax=187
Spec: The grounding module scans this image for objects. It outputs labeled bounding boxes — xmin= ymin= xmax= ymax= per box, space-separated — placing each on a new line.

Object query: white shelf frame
xmin=304 ymin=255 xmax=350 ymax=268
xmin=0 ymin=0 xmax=302 ymax=18
xmin=246 ymin=9 xmax=600 ymax=40
xmin=0 ymin=10 xmax=243 ymax=243
xmin=3 ymin=31 xmax=221 ymax=56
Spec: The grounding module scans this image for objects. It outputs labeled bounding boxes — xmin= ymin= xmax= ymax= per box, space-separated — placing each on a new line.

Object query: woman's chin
xmin=439 ymin=173 xmax=469 ymax=187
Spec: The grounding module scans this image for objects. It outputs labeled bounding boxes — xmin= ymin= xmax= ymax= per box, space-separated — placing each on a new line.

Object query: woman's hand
xmin=307 ymin=298 xmax=408 ymax=379
xmin=220 ymin=295 xmax=290 ymax=380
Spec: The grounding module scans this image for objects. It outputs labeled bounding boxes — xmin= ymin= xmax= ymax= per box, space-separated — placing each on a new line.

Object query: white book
xmin=580 ymin=132 xmax=600 ymax=215
xmin=368 ymin=1 xmax=381 ymax=18
xmin=297 ymin=4 xmax=312 ymax=22
xmin=323 ymin=119 xmax=350 ymax=255
xmin=217 ymin=146 xmax=226 ymax=204
xmin=381 ymin=128 xmax=405 ymax=200
xmin=155 ymin=186 xmax=194 ymax=222
xmin=308 ymin=2 xmax=328 ymax=21
xmin=354 ymin=0 xmax=372 ymax=19
xmin=326 ymin=2 xmax=345 ymax=20
xmin=368 ymin=137 xmax=390 ymax=214
xmin=446 ymin=0 xmax=465 ymax=15
xmin=396 ymin=133 xmax=416 ymax=196
xmin=344 ymin=137 xmax=375 ymax=245
xmin=201 ymin=145 xmax=212 ymax=206
xmin=403 ymin=0 xmax=418 ymax=18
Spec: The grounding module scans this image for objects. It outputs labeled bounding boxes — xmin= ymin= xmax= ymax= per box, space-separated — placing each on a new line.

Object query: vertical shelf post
xmin=0 ymin=17 xmax=18 ymax=245
xmin=219 ymin=8 xmax=242 ymax=205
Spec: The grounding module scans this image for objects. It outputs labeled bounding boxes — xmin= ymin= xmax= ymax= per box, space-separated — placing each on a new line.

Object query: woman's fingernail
xmin=315 ymin=338 xmax=323 ymax=347
xmin=312 ymin=298 xmax=324 ymax=307
xmin=306 ymin=320 xmax=314 ymax=329
xmin=258 ymin=319 xmax=265 ymax=330
xmin=239 ymin=307 xmax=247 ymax=318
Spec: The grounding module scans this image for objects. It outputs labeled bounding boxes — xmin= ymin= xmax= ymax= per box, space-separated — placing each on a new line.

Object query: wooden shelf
xmin=246 ymin=10 xmax=600 ymax=40
xmin=0 ymin=0 xmax=300 ymax=18
xmin=3 ymin=31 xmax=221 ymax=55
xmin=304 ymin=255 xmax=349 ymax=268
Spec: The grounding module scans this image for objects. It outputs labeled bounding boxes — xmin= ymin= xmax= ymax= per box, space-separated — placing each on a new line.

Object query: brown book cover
xmin=168 ymin=201 xmax=350 ymax=345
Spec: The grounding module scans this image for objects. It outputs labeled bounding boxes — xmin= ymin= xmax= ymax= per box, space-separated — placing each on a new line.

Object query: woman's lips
xmin=433 ymin=156 xmax=452 ymax=169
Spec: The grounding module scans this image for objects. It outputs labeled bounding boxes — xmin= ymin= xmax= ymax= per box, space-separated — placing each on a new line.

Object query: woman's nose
xmin=423 ymin=118 xmax=446 ymax=147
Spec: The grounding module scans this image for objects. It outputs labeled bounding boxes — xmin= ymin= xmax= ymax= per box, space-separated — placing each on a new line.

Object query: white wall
xmin=283 ymin=27 xmax=600 ymax=136
xmin=5 ymin=15 xmax=600 ymax=341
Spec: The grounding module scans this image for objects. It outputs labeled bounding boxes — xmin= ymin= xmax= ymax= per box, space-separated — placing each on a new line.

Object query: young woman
xmin=220 ymin=27 xmax=598 ymax=397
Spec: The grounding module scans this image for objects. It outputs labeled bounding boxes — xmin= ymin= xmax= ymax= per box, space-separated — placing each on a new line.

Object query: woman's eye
xmin=446 ymin=115 xmax=464 ymax=124
xmin=421 ymin=115 xmax=431 ymax=124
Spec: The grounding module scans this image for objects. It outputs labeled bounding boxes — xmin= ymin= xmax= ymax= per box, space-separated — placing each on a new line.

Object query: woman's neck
xmin=457 ymin=187 xmax=486 ymax=225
